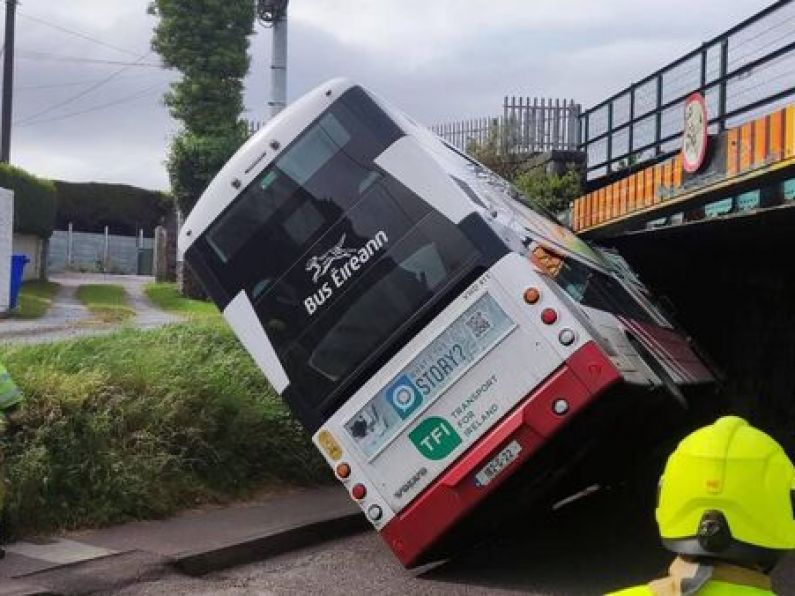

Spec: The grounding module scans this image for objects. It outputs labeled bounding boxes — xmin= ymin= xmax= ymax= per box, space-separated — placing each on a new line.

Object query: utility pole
xmin=257 ymin=0 xmax=289 ymax=120
xmin=1 ymin=0 xmax=16 ymax=163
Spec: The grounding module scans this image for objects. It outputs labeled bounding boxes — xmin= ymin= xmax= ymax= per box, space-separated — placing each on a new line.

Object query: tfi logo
xmin=305 ymin=234 xmax=358 ymax=283
xmin=409 ymin=417 xmax=462 ymax=461
xmin=302 ymin=231 xmax=388 ymax=316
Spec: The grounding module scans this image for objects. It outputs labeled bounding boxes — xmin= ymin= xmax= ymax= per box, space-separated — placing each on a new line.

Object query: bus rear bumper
xmin=379 ymin=340 xmax=621 ymax=567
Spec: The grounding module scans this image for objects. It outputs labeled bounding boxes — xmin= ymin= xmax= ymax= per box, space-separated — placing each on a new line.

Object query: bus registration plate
xmin=474 ymin=440 xmax=522 ymax=487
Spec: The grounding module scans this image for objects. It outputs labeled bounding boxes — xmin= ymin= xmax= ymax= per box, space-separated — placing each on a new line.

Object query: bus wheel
xmin=628 ymin=335 xmax=688 ymax=410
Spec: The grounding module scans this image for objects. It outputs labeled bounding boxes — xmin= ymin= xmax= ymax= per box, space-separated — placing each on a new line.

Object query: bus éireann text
xmin=178 ymin=79 xmax=716 ymax=567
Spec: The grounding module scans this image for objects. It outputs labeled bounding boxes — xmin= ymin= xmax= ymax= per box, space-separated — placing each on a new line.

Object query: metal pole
xmin=1 ymin=0 xmax=17 ymax=163
xmin=269 ymin=6 xmax=288 ymax=119
xmin=67 ymin=222 xmax=73 ymax=267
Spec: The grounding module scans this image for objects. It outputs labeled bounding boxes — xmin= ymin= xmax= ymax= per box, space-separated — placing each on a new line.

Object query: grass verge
xmin=144 ymin=282 xmax=218 ymax=317
xmin=76 ymin=284 xmax=135 ymax=323
xmin=11 ymin=280 xmax=60 ymax=319
xmin=0 ymin=320 xmax=328 ymax=539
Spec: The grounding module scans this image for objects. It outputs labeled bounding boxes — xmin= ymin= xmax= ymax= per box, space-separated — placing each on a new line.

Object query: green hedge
xmin=0 ymin=164 xmax=57 ymax=238
xmin=54 ymin=181 xmax=173 ymax=235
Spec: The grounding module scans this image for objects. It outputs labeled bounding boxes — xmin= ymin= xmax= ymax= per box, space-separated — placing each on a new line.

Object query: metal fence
xmin=48 ymin=226 xmax=154 ymax=275
xmin=432 ymin=97 xmax=581 ymax=154
xmin=579 ymin=0 xmax=795 ymax=179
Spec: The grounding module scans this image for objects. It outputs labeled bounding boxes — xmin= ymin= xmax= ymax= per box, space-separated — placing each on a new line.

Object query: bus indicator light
xmin=351 ymin=483 xmax=367 ymax=500
xmin=541 ymin=308 xmax=558 ymax=325
xmin=336 ymin=463 xmax=351 ymax=479
xmin=523 ymin=288 xmax=540 ymax=304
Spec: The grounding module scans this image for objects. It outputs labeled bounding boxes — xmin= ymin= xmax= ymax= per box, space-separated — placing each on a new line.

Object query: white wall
xmin=12 ymin=233 xmax=43 ymax=281
xmin=0 ymin=188 xmax=13 ymax=313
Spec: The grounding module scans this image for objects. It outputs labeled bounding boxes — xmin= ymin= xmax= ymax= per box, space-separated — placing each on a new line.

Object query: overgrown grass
xmin=12 ymin=280 xmax=60 ymax=319
xmin=76 ymin=284 xmax=135 ymax=323
xmin=0 ymin=321 xmax=328 ymax=538
xmin=144 ymin=282 xmax=218 ymax=317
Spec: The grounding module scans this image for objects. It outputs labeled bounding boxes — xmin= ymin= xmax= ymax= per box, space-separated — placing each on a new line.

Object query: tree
xmin=513 ymin=166 xmax=583 ymax=216
xmin=466 ymin=129 xmax=583 ymax=217
xmin=465 ymin=121 xmax=522 ymax=181
xmin=149 ymin=0 xmax=255 ymax=295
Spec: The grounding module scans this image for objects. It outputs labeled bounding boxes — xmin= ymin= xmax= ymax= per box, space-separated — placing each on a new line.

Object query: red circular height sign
xmin=682 ymin=92 xmax=708 ymax=173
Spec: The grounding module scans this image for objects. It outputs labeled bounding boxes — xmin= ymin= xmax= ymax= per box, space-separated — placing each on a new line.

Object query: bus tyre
xmin=628 ymin=335 xmax=688 ymax=410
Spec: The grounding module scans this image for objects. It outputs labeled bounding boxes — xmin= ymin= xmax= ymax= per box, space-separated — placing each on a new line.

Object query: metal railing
xmin=432 ymin=96 xmax=581 ymax=154
xmin=579 ymin=0 xmax=795 ymax=180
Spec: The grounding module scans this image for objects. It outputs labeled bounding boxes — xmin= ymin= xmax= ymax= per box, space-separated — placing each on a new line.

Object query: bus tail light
xmin=541 ymin=308 xmax=558 ymax=325
xmin=367 ymin=505 xmax=383 ymax=521
xmin=523 ymin=287 xmax=540 ymax=304
xmin=351 ymin=483 xmax=367 ymax=500
xmin=336 ymin=463 xmax=351 ymax=479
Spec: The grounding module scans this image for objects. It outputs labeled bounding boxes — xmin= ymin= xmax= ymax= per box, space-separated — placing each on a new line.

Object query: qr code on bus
xmin=466 ymin=310 xmax=491 ymax=338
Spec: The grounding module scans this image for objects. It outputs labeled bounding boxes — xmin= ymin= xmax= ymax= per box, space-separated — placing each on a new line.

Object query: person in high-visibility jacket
xmin=608 ymin=416 xmax=795 ymax=595
xmin=0 ymin=361 xmax=23 ymax=559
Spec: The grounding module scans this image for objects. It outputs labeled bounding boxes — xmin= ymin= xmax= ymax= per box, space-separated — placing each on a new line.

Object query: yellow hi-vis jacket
xmin=607 ymin=557 xmax=774 ymax=596
xmin=0 ymin=362 xmax=22 ymax=412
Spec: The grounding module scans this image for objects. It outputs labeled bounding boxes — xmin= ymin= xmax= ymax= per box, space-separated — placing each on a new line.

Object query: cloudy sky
xmin=8 ymin=0 xmax=770 ymax=191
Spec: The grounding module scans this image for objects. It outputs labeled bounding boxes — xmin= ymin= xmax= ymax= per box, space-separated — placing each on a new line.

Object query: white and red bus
xmin=178 ymin=79 xmax=715 ymax=567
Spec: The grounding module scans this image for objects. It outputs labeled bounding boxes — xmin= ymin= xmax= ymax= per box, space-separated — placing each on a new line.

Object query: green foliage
xmin=12 ymin=281 xmax=60 ymax=319
xmin=0 ymin=321 xmax=328 ymax=538
xmin=465 ymin=128 xmax=583 ymax=215
xmin=54 ymin=181 xmax=172 ymax=235
xmin=0 ymin=164 xmax=57 ymax=238
xmin=75 ymin=284 xmax=135 ymax=323
xmin=145 ymin=282 xmax=218 ymax=317
xmin=149 ymin=0 xmax=254 ymax=214
xmin=514 ymin=167 xmax=583 ymax=215
xmin=167 ymin=129 xmax=246 ymax=214
xmin=465 ymin=123 xmax=522 ymax=181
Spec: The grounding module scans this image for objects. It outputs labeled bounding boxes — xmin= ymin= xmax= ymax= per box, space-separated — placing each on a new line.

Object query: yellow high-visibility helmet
xmin=656 ymin=416 xmax=795 ymax=569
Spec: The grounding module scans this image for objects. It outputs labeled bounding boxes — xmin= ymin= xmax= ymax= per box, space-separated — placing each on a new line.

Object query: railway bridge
xmin=569 ymin=0 xmax=795 ymax=446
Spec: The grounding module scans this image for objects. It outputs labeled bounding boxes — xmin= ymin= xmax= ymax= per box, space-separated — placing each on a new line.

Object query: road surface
xmin=110 ymin=486 xmax=795 ymax=595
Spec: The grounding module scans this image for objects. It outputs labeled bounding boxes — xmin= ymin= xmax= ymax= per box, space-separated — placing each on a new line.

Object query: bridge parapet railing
xmin=579 ymin=0 xmax=795 ymax=181
xmin=572 ymin=103 xmax=795 ymax=234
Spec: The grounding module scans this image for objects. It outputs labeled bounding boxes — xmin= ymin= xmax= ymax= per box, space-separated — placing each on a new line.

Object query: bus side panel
xmin=380 ymin=340 xmax=621 ymax=567
xmin=618 ymin=317 xmax=714 ymax=385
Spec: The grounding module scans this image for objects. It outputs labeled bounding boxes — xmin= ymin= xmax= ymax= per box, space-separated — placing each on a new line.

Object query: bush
xmin=0 ymin=321 xmax=328 ymax=538
xmin=0 ymin=164 xmax=57 ymax=238
xmin=513 ymin=166 xmax=583 ymax=215
xmin=54 ymin=181 xmax=173 ymax=235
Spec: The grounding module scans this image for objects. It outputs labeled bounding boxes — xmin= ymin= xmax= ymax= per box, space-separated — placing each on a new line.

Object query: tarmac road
xmin=110 ymin=485 xmax=795 ymax=596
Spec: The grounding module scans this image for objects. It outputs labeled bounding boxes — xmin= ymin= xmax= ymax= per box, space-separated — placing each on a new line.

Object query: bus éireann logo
xmin=409 ymin=417 xmax=461 ymax=460
xmin=305 ymin=234 xmax=359 ymax=283
xmin=303 ymin=231 xmax=389 ymax=316
xmin=385 ymin=374 xmax=423 ymax=419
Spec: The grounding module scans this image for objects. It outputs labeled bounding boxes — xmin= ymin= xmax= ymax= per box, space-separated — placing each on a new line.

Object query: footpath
xmin=0 ymin=487 xmax=364 ymax=595
xmin=0 ymin=273 xmax=182 ymax=346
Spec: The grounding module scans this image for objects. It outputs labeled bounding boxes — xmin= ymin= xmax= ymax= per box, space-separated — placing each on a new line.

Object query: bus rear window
xmin=196 ymin=85 xmax=482 ymax=415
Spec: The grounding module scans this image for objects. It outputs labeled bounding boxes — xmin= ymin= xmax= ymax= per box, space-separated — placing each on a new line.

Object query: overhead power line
xmin=16 ymin=82 xmax=165 ymax=127
xmin=16 ymin=50 xmax=163 ymax=68
xmin=4 ymin=0 xmax=144 ymax=57
xmin=14 ymin=51 xmax=155 ymax=125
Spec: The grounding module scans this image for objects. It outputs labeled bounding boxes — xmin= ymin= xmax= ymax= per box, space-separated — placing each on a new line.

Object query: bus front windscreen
xmin=195 ymin=86 xmax=482 ymax=422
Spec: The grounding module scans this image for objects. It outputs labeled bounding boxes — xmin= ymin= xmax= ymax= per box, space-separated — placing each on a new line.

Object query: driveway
xmin=0 ymin=272 xmax=183 ymax=345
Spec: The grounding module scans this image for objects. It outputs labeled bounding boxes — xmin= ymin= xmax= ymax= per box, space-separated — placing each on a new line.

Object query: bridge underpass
xmin=592 ymin=193 xmax=795 ymax=453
